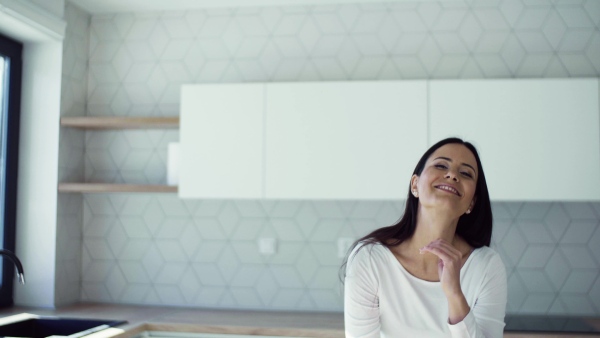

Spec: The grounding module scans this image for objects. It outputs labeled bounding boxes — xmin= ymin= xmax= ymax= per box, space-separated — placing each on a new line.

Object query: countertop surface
xmin=0 ymin=303 xmax=344 ymax=337
xmin=0 ymin=303 xmax=599 ymax=338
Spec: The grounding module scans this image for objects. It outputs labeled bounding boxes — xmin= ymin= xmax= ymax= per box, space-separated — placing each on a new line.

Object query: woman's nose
xmin=445 ymin=172 xmax=459 ymax=182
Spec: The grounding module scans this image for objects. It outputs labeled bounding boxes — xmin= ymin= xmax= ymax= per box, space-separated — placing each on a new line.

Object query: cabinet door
xmin=430 ymin=79 xmax=600 ymax=201
xmin=179 ymin=84 xmax=265 ymax=199
xmin=266 ymin=81 xmax=428 ymax=200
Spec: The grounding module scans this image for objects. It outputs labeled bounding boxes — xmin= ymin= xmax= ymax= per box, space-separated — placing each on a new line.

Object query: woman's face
xmin=411 ymin=143 xmax=478 ymax=216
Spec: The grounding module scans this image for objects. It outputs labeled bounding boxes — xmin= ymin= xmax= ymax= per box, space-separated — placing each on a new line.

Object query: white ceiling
xmin=69 ymin=0 xmax=454 ymax=14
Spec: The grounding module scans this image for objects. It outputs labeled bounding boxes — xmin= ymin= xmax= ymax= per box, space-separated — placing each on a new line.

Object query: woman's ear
xmin=466 ymin=197 xmax=477 ymax=214
xmin=411 ymin=175 xmax=419 ymax=198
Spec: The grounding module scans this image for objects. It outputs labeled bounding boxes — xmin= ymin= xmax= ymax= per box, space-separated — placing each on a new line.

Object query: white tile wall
xmin=78 ymin=195 xmax=600 ymax=315
xmin=56 ymin=3 xmax=89 ymax=306
xmin=59 ymin=0 xmax=600 ymax=314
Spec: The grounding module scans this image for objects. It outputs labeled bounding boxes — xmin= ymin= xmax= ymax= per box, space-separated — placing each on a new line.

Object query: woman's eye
xmin=434 ymin=164 xmax=447 ymax=169
xmin=461 ymin=172 xmax=473 ymax=178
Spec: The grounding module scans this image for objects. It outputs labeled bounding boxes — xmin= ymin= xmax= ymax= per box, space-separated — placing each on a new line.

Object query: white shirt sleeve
xmin=447 ymin=252 xmax=508 ymax=338
xmin=344 ymin=245 xmax=381 ymax=338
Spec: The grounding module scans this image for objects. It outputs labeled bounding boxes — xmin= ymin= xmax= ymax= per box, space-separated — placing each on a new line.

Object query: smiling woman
xmin=342 ymin=137 xmax=506 ymax=338
xmin=0 ymin=33 xmax=23 ymax=308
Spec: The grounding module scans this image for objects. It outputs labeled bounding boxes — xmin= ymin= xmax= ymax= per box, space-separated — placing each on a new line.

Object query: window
xmin=0 ymin=33 xmax=23 ymax=307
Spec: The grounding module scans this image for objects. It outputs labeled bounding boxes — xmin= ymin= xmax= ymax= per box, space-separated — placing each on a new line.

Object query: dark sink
xmin=0 ymin=316 xmax=127 ymax=338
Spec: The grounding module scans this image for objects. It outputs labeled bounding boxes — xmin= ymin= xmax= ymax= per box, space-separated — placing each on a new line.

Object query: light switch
xmin=258 ymin=238 xmax=277 ymax=255
xmin=337 ymin=237 xmax=355 ymax=258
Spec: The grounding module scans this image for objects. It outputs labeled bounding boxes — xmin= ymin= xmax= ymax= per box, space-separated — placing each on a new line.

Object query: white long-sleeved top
xmin=344 ymin=243 xmax=507 ymax=338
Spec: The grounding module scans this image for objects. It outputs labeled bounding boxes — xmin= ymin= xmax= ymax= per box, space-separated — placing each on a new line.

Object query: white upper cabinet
xmin=265 ymin=81 xmax=428 ymax=199
xmin=179 ymin=79 xmax=600 ymax=201
xmin=430 ymin=79 xmax=600 ymax=201
xmin=179 ymin=84 xmax=265 ymax=199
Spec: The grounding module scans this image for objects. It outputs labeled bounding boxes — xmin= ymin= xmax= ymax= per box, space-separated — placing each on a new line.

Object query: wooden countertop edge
xmin=2 ymin=303 xmax=599 ymax=338
xmin=110 ymin=323 xmax=600 ymax=338
xmin=112 ymin=324 xmax=148 ymax=338
xmin=113 ymin=322 xmax=344 ymax=338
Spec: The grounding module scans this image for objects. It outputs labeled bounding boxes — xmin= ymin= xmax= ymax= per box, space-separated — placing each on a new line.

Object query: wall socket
xmin=337 ymin=237 xmax=355 ymax=258
xmin=258 ymin=237 xmax=277 ymax=255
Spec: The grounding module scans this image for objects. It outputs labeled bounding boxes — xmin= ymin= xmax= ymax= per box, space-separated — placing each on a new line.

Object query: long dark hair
xmin=340 ymin=137 xmax=493 ymax=278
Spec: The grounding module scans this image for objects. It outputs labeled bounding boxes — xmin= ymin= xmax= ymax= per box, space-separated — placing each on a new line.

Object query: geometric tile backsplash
xmin=58 ymin=0 xmax=600 ymax=314
xmin=80 ymin=197 xmax=600 ymax=314
xmin=85 ymin=0 xmax=600 ymax=121
xmin=57 ymin=2 xmax=89 ymax=307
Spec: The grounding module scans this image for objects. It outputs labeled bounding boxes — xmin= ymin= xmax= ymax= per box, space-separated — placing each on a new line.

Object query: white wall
xmin=0 ymin=0 xmax=66 ymax=308
xmin=15 ymin=42 xmax=63 ymax=307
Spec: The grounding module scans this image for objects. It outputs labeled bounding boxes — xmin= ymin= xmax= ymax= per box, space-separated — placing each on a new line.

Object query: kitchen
xmin=0 ymin=0 xmax=599 ymax=336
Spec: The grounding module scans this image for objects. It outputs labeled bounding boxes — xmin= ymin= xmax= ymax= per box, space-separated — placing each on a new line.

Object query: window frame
xmin=0 ymin=32 xmax=23 ymax=307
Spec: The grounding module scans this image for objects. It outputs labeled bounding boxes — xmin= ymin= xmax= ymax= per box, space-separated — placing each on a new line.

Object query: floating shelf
xmin=58 ymin=183 xmax=178 ymax=193
xmin=59 ymin=116 xmax=180 ymax=193
xmin=60 ymin=116 xmax=179 ymax=129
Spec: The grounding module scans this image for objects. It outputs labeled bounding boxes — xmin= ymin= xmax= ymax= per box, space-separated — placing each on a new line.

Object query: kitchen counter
xmin=0 ymin=303 xmax=599 ymax=338
xmin=0 ymin=303 xmax=343 ymax=337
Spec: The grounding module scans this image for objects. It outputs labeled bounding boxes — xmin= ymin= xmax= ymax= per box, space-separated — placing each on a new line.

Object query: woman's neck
xmin=403 ymin=207 xmax=460 ymax=264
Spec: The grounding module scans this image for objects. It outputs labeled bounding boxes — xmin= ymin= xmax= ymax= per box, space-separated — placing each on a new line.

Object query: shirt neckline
xmin=382 ymin=244 xmax=480 ymax=285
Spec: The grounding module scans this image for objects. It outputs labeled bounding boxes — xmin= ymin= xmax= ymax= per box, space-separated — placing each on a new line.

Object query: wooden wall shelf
xmin=59 ymin=116 xmax=180 ymax=193
xmin=58 ymin=183 xmax=178 ymax=193
xmin=60 ymin=116 xmax=179 ymax=129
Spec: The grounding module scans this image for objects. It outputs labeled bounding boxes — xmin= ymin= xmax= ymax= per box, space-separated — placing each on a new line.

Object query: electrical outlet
xmin=337 ymin=237 xmax=355 ymax=258
xmin=258 ymin=238 xmax=277 ymax=255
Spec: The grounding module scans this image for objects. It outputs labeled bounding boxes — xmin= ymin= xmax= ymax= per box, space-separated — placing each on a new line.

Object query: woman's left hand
xmin=420 ymin=239 xmax=463 ymax=297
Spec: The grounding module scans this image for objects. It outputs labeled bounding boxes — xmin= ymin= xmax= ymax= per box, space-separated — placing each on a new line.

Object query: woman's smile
xmin=434 ymin=184 xmax=461 ymax=196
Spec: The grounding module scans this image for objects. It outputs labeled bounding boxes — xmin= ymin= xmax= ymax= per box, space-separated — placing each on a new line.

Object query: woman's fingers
xmin=420 ymin=239 xmax=462 ymax=262
xmin=420 ymin=239 xmax=464 ymax=296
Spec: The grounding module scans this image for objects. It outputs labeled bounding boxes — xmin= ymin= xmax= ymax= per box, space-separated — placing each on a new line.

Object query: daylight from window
xmin=0 ymin=55 xmax=5 ymax=282
xmin=0 ymin=55 xmax=6 ymax=247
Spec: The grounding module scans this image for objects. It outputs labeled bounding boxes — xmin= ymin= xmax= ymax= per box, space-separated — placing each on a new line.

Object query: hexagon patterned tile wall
xmin=57 ymin=0 xmax=600 ymax=314
xmin=80 ymin=196 xmax=600 ymax=314
xmin=57 ymin=3 xmax=90 ymax=306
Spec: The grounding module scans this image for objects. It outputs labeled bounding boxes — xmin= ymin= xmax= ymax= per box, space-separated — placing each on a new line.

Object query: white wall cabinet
xmin=429 ymin=79 xmax=600 ymax=201
xmin=180 ymin=81 xmax=428 ymax=199
xmin=266 ymin=81 xmax=428 ymax=199
xmin=180 ymin=79 xmax=600 ymax=201
xmin=179 ymin=84 xmax=265 ymax=199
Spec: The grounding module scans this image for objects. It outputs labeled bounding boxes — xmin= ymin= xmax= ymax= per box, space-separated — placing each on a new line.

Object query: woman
xmin=343 ymin=137 xmax=507 ymax=338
